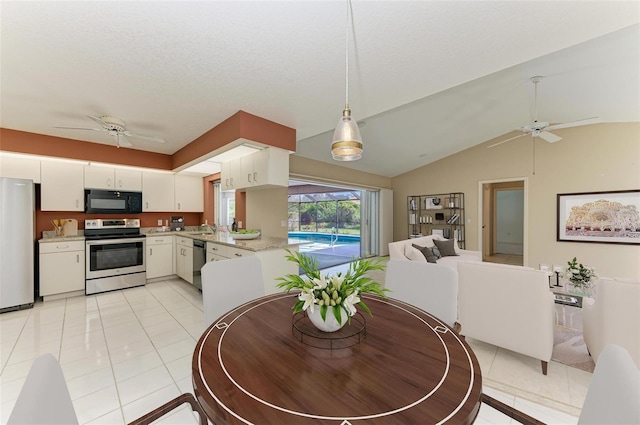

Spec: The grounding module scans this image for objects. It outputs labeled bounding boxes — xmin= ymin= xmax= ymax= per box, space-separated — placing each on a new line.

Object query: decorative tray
xmin=230 ymin=232 xmax=260 ymax=240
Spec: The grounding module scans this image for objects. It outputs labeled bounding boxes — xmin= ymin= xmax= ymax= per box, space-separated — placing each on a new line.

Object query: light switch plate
xmin=157 ymin=219 xmax=163 ymax=226
xmin=238 ymin=221 xmax=242 ymax=228
xmin=281 ymin=220 xmax=287 ymax=227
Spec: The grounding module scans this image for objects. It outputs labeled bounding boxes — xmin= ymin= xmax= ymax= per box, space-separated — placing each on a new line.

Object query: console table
xmin=193 ymin=293 xmax=482 ymax=424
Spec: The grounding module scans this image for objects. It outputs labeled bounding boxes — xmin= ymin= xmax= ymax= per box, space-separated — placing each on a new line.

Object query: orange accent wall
xmin=171 ymin=111 xmax=296 ymax=169
xmin=0 ymin=129 xmax=173 ymax=169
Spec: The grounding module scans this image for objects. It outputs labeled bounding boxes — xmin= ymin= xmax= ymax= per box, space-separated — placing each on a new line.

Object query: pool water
xmin=288 ymin=232 xmax=360 ymax=245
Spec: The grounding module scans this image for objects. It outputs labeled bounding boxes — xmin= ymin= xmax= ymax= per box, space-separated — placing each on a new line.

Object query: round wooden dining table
xmin=192 ymin=293 xmax=482 ymax=424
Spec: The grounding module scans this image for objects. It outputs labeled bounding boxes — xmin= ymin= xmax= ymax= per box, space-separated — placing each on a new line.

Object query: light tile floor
xmin=0 ymin=277 xmax=587 ymax=424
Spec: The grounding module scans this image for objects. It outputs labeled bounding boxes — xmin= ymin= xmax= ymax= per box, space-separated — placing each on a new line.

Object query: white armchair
xmin=582 ymin=277 xmax=640 ymax=369
xmin=457 ymin=261 xmax=555 ymax=374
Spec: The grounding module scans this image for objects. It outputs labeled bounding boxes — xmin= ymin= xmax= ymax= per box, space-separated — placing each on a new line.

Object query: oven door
xmin=86 ymin=238 xmax=146 ymax=279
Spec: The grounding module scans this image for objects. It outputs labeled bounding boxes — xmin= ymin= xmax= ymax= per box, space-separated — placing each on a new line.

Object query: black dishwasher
xmin=193 ymin=240 xmax=206 ymax=290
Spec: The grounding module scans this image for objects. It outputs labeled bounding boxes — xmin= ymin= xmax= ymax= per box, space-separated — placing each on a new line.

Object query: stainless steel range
xmin=85 ymin=219 xmax=146 ymax=295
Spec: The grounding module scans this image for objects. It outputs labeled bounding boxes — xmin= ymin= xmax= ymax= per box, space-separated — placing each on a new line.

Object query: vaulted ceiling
xmin=1 ymin=2 xmax=638 ymax=177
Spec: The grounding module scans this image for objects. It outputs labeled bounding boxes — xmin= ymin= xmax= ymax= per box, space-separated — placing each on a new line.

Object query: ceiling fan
xmin=488 ymin=76 xmax=599 ymax=148
xmin=55 ymin=115 xmax=165 ymax=148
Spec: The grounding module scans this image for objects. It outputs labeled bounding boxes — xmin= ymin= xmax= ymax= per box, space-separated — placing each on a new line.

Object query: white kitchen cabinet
xmin=84 ymin=166 xmax=142 ymax=191
xmin=174 ymin=175 xmax=203 ymax=212
xmin=222 ymin=148 xmax=289 ymax=191
xmin=175 ymin=236 xmax=193 ymax=284
xmin=205 ymin=242 xmax=256 ymax=262
xmin=0 ymin=156 xmax=41 ymax=183
xmin=142 ymin=171 xmax=174 ymax=212
xmin=40 ymin=162 xmax=85 ymax=211
xmin=146 ymin=235 xmax=174 ymax=279
xmin=39 ymin=240 xmax=85 ymax=298
xmin=221 ymin=158 xmax=242 ymax=191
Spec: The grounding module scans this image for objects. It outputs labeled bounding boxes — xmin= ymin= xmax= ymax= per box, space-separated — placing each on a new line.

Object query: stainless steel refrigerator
xmin=0 ymin=177 xmax=35 ymax=312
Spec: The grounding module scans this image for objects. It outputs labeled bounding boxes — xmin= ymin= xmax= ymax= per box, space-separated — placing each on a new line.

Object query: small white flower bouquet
xmin=564 ymin=257 xmax=597 ymax=292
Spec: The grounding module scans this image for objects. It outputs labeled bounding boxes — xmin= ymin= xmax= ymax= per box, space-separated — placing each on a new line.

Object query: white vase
xmin=307 ymin=307 xmax=348 ymax=332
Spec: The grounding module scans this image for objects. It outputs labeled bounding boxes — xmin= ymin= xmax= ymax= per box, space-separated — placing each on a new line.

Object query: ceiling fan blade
xmin=538 ymin=131 xmax=562 ymax=143
xmin=487 ymin=133 xmax=526 ymax=148
xmin=87 ymin=115 xmax=108 ymax=127
xmin=116 ymin=134 xmax=133 ymax=147
xmin=123 ymin=131 xmax=165 ymax=143
xmin=54 ymin=126 xmax=105 ymax=132
xmin=547 ymin=116 xmax=600 ymax=131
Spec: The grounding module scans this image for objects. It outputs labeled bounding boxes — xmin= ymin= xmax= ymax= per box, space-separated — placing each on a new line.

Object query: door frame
xmin=477 ymin=177 xmax=529 ymax=265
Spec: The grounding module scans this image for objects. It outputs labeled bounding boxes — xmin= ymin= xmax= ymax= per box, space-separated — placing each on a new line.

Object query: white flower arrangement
xmin=276 ymin=249 xmax=387 ymax=325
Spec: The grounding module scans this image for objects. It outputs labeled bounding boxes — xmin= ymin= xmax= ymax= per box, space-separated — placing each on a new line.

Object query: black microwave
xmin=85 ymin=189 xmax=143 ymax=214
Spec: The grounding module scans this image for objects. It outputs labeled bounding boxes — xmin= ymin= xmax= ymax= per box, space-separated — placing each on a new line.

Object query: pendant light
xmin=331 ymin=0 xmax=362 ymax=161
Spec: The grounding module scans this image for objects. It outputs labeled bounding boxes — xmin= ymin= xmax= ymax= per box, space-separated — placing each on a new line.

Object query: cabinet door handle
xmin=150 ymin=248 xmax=153 ymax=256
xmin=247 ymin=173 xmax=252 ymax=183
xmin=177 ymin=203 xmax=181 ymax=210
xmin=107 ymin=178 xmax=112 ymax=187
xmin=76 ymin=200 xmax=79 ymax=208
xmin=76 ymin=254 xmax=80 ymax=263
xmin=57 ymin=245 xmax=69 ymax=249
xmin=145 ymin=202 xmax=149 ymax=209
xmin=253 ymin=172 xmax=257 ymax=183
xmin=234 ymin=253 xmax=242 ymax=257
xmin=230 ymin=177 xmax=234 ymax=186
xmin=118 ymin=179 xmax=122 ymax=188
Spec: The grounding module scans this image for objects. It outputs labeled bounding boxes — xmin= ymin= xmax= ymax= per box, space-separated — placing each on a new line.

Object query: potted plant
xmin=564 ymin=257 xmax=597 ymax=295
xmin=276 ymin=249 xmax=387 ymax=332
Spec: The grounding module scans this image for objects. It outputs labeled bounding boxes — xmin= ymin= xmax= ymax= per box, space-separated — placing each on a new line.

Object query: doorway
xmin=479 ymin=179 xmax=527 ymax=265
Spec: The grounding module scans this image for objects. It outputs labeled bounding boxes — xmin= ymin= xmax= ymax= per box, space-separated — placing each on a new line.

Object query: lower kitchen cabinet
xmin=146 ymin=235 xmax=174 ymax=279
xmin=39 ymin=240 xmax=85 ymax=299
xmin=176 ymin=236 xmax=193 ymax=284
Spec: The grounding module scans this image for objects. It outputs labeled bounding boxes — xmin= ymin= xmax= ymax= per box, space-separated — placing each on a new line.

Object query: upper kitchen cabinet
xmin=0 ymin=156 xmax=41 ymax=183
xmin=41 ymin=161 xmax=84 ymax=211
xmin=142 ymin=171 xmax=175 ymax=212
xmin=221 ymin=158 xmax=242 ymax=191
xmin=174 ymin=175 xmax=203 ymax=212
xmin=222 ymin=148 xmax=289 ymax=192
xmin=84 ymin=166 xmax=142 ymax=191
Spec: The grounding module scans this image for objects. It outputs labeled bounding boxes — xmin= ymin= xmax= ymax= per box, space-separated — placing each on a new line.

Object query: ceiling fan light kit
xmin=331 ymin=0 xmax=363 ymax=162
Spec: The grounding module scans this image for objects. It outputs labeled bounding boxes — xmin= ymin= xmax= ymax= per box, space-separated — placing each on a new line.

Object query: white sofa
xmin=388 ymin=235 xmax=481 ymax=270
xmin=582 ymin=277 xmax=640 ymax=369
xmin=457 ymin=261 xmax=555 ymax=374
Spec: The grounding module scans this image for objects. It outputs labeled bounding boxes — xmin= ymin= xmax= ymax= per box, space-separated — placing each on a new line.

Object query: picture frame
xmin=557 ymin=189 xmax=640 ymax=245
xmin=431 ymin=229 xmax=444 ymax=237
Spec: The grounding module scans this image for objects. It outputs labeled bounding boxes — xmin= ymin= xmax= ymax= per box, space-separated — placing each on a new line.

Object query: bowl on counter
xmin=229 ymin=231 xmax=260 ymax=240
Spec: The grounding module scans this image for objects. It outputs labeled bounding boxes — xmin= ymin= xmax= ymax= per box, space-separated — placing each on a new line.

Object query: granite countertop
xmin=39 ymin=227 xmax=306 ymax=252
xmin=143 ymin=228 xmax=305 ymax=252
xmin=39 ymin=230 xmax=85 ymax=243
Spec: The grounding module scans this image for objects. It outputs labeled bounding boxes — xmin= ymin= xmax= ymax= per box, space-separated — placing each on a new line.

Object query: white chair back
xmin=201 ymin=256 xmax=265 ymax=326
xmin=578 ymin=344 xmax=640 ymax=425
xmin=384 ymin=259 xmax=458 ymax=327
xmin=8 ymin=353 xmax=79 ymax=425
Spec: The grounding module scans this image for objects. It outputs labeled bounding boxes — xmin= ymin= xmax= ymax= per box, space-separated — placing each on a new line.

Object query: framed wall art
xmin=557 ymin=189 xmax=640 ymax=245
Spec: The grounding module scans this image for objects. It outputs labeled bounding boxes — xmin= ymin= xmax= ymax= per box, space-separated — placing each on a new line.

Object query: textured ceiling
xmin=1 ymin=1 xmax=639 ymax=177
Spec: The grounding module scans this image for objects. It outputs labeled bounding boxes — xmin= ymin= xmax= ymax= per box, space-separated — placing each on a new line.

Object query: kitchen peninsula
xmin=145 ymin=228 xmax=302 ymax=295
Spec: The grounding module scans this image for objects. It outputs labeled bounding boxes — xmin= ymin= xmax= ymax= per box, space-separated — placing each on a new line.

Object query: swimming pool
xmin=288 ymin=232 xmax=360 ymax=245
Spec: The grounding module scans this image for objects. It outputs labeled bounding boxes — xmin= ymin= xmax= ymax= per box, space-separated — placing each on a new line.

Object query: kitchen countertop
xmin=39 ymin=229 xmax=306 ymax=252
xmin=144 ymin=229 xmax=306 ymax=252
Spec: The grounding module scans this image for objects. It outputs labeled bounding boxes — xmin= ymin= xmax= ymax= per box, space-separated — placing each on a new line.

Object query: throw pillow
xmin=412 ymin=244 xmax=438 ymax=263
xmin=431 ymin=245 xmax=441 ymax=259
xmin=433 ymin=238 xmax=458 ymax=257
xmin=404 ymin=244 xmax=427 ymax=262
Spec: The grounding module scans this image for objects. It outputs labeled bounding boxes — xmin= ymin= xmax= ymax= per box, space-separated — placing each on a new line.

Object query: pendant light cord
xmin=345 ymin=0 xmax=350 ymax=109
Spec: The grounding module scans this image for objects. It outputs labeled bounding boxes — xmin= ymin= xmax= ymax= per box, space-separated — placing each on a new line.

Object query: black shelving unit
xmin=408 ymin=192 xmax=465 ymax=248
